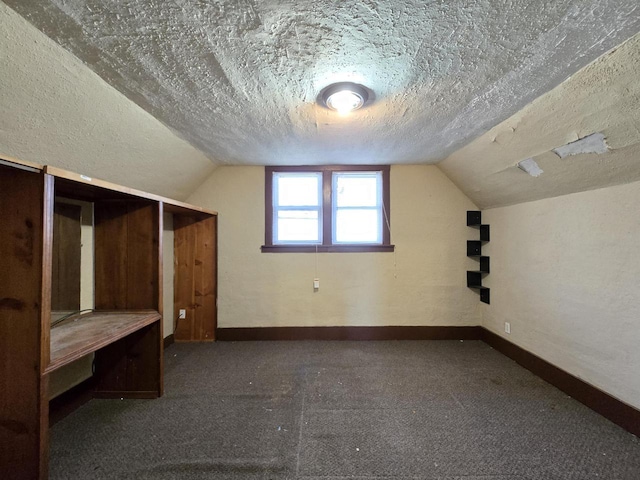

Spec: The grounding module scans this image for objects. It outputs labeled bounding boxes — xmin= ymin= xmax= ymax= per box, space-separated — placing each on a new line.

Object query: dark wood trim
xmin=265 ymin=165 xmax=390 ymax=173
xmin=163 ymin=334 xmax=175 ymax=349
xmin=480 ymin=328 xmax=640 ymax=437
xmin=264 ymin=168 xmax=273 ymax=246
xmin=264 ymin=165 xmax=392 ymax=250
xmin=49 ymin=377 xmax=96 ymax=426
xmin=261 ymin=244 xmax=395 ymax=253
xmin=217 ymin=326 xmax=481 ymax=341
xmin=382 ymin=165 xmax=391 ymax=245
xmin=322 ymin=170 xmax=332 ymax=245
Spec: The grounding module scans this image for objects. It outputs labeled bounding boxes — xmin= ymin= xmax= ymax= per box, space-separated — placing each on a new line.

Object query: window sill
xmin=261 ymin=244 xmax=395 ymax=253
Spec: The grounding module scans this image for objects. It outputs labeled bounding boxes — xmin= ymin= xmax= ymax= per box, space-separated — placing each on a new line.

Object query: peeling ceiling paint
xmin=517 ymin=158 xmax=543 ymax=177
xmin=4 ymin=0 xmax=640 ymax=166
xmin=553 ymin=132 xmax=609 ymax=158
xmin=438 ymin=32 xmax=640 ymax=209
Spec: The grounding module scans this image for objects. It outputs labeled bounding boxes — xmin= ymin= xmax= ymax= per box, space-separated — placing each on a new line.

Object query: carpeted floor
xmin=50 ymin=341 xmax=640 ymax=479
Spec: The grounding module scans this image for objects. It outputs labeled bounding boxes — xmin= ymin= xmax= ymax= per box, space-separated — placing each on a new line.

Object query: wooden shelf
xmin=0 ymin=154 xmax=44 ymax=172
xmin=45 ymin=165 xmax=217 ymax=216
xmin=47 ymin=311 xmax=161 ymax=373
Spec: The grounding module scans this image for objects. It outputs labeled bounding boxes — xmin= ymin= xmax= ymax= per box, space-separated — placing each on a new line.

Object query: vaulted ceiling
xmin=6 ymin=0 xmax=640 ymax=168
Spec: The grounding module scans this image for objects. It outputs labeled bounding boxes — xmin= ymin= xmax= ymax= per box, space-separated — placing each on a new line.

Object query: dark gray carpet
xmin=50 ymin=341 xmax=640 ymax=479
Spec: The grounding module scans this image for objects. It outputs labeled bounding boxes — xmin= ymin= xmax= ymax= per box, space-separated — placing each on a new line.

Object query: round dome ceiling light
xmin=321 ymin=82 xmax=369 ymax=115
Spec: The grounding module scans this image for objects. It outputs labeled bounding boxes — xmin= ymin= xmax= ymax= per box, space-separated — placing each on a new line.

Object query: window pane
xmin=334 ymin=209 xmax=380 ymax=243
xmin=277 ymin=210 xmax=320 ymax=242
xmin=335 ymin=173 xmax=380 ymax=207
xmin=275 ymin=173 xmax=321 ymax=207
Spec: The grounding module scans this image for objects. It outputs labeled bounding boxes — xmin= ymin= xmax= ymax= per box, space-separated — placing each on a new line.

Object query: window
xmin=263 ymin=166 xmax=393 ymax=252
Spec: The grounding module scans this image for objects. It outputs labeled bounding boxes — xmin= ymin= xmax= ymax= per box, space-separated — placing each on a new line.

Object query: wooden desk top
xmin=47 ymin=310 xmax=161 ymax=373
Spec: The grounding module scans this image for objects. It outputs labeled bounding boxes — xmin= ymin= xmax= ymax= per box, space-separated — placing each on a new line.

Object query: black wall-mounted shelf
xmin=467 ymin=240 xmax=482 ymax=256
xmin=467 ymin=271 xmax=483 ymax=287
xmin=479 ymin=256 xmax=490 ymax=273
xmin=467 ymin=211 xmax=481 ymax=225
xmin=479 ymin=224 xmax=490 ymax=242
xmin=467 ymin=210 xmax=490 ymax=304
xmin=468 ymin=212 xmax=490 ymax=241
xmin=478 ymin=287 xmax=490 ymax=304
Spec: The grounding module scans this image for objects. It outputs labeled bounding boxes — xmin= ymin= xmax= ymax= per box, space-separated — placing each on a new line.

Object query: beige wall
xmin=163 ymin=213 xmax=175 ymax=338
xmin=482 ymin=180 xmax=640 ymax=410
xmin=0 ymin=3 xmax=217 ymax=201
xmin=188 ymin=165 xmax=481 ymax=328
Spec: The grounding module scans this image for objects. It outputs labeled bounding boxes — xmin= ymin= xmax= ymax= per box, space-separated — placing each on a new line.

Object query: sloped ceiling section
xmin=5 ymin=0 xmax=640 ymax=166
xmin=0 ymin=3 xmax=216 ymax=200
xmin=438 ymin=32 xmax=640 ymax=209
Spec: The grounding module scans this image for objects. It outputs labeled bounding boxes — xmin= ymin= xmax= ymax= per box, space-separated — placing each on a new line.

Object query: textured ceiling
xmin=439 ymin=32 xmax=640 ymax=209
xmin=5 ymin=1 xmax=640 ymax=166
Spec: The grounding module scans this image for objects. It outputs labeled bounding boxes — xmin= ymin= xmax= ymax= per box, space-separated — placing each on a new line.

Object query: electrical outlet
xmin=179 ymin=309 xmax=186 ymax=319
xmin=505 ymin=322 xmax=511 ymax=334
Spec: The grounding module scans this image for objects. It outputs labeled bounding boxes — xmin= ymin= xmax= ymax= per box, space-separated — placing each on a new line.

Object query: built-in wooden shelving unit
xmin=0 ymin=156 xmax=217 ymax=479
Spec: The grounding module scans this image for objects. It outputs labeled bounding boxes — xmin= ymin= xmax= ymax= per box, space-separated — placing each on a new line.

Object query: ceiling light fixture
xmin=320 ymin=82 xmax=369 ymax=115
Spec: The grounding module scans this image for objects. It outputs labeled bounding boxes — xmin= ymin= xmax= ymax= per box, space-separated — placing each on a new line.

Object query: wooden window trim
xmin=263 ymin=165 xmax=393 ymax=253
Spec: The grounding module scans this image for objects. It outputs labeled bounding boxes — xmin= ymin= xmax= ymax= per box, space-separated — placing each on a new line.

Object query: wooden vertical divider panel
xmin=126 ymin=202 xmax=160 ymax=310
xmin=174 ymin=215 xmax=196 ymax=340
xmin=94 ymin=201 xmax=160 ymax=308
xmin=157 ymin=203 xmax=164 ymax=397
xmin=51 ymin=202 xmax=82 ymax=311
xmin=195 ymin=216 xmax=216 ymax=341
xmin=94 ymin=201 xmax=129 ymax=310
xmin=39 ymin=175 xmax=54 ymax=480
xmin=93 ymin=200 xmax=162 ymax=397
xmin=0 ymin=167 xmax=52 ymax=480
xmin=174 ymin=214 xmax=217 ymax=342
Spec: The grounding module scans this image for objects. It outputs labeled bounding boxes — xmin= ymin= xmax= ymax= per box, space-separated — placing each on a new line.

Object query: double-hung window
xmin=263 ymin=166 xmax=393 ymax=252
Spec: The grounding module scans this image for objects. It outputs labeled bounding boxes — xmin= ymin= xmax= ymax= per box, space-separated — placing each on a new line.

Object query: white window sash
xmin=272 ymin=172 xmax=322 ymax=244
xmin=331 ymin=171 xmax=383 ymax=245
